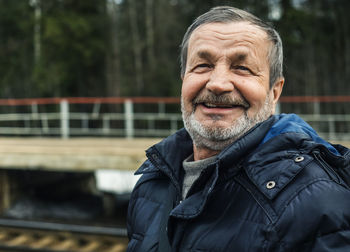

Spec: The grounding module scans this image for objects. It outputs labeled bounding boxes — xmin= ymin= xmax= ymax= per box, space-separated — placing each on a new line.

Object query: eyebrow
xmin=235 ymin=53 xmax=247 ymax=62
xmin=196 ymin=50 xmax=214 ymax=61
xmin=226 ymin=52 xmax=248 ymax=64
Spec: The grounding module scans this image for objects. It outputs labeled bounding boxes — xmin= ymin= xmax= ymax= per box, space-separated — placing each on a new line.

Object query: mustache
xmin=192 ymin=92 xmax=250 ymax=108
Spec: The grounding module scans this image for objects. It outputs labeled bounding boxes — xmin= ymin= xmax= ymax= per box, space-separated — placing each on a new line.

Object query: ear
xmin=270 ymin=78 xmax=284 ymax=113
xmin=271 ymin=78 xmax=284 ymax=103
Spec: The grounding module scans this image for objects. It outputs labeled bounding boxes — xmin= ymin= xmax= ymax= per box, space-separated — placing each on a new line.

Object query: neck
xmin=193 ymin=145 xmax=220 ymax=161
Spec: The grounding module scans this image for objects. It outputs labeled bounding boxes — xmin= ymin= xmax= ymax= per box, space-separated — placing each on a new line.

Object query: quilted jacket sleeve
xmin=311 ymin=230 xmax=350 ymax=251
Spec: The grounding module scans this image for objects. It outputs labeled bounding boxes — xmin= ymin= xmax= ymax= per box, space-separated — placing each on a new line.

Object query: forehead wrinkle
xmin=195 ymin=22 xmax=268 ymax=42
xmin=188 ymin=22 xmax=270 ymax=66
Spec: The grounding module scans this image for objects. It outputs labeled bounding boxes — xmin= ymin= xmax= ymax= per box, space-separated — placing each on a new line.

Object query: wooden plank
xmin=0 ymin=137 xmax=346 ymax=172
xmin=0 ymin=138 xmax=161 ymax=171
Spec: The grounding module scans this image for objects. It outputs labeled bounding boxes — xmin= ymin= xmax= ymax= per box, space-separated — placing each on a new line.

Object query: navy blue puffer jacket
xmin=127 ymin=114 xmax=350 ymax=251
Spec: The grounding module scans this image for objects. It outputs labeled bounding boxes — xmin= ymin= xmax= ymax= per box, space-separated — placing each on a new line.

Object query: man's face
xmin=181 ymin=22 xmax=283 ymax=159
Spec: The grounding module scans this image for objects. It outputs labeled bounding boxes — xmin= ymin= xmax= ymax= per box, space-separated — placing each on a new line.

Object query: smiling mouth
xmin=200 ymin=102 xmax=249 ymax=109
xmin=202 ymin=102 xmax=237 ymax=108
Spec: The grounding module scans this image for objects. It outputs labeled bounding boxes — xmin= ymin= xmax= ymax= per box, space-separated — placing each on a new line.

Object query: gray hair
xmin=180 ymin=6 xmax=284 ymax=88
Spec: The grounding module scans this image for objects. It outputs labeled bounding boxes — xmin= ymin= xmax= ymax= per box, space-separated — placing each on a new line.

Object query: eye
xmin=192 ymin=63 xmax=212 ymax=73
xmin=232 ymin=65 xmax=253 ymax=75
xmin=234 ymin=65 xmax=249 ymax=71
xmin=197 ymin=63 xmax=211 ymax=68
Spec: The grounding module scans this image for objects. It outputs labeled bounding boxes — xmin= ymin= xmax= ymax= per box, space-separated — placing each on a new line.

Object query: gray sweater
xmin=182 ymin=154 xmax=217 ymax=199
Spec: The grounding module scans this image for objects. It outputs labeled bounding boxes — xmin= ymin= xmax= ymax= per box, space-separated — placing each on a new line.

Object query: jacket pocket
xmin=127 ymin=233 xmax=143 ymax=252
xmin=127 ymin=233 xmax=159 ymax=252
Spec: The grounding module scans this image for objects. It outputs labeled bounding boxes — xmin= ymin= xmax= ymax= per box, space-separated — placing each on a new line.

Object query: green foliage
xmin=276 ymin=0 xmax=350 ymax=96
xmin=34 ymin=0 xmax=108 ymax=97
xmin=0 ymin=0 xmax=34 ymax=98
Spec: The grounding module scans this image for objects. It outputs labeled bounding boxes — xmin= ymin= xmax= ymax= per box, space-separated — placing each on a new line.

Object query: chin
xmin=201 ymin=120 xmax=231 ymax=130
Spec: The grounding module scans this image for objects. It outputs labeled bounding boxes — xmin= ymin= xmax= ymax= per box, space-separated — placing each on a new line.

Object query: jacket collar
xmin=261 ymin=113 xmax=340 ymax=155
xmin=135 ymin=128 xmax=193 ymax=193
xmin=217 ymin=115 xmax=277 ymax=169
xmin=244 ymin=132 xmax=314 ymax=199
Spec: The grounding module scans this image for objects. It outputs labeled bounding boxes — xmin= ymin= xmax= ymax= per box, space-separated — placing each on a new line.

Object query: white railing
xmin=0 ymin=96 xmax=349 ymax=141
xmin=0 ymin=97 xmax=182 ymax=138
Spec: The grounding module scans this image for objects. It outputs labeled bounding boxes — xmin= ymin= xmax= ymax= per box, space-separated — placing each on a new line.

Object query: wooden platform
xmin=0 ymin=137 xmax=348 ymax=172
xmin=0 ymin=137 xmax=162 ymax=172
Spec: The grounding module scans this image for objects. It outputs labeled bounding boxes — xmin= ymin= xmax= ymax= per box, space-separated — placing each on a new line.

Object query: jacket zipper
xmin=146 ymin=150 xmax=182 ymax=205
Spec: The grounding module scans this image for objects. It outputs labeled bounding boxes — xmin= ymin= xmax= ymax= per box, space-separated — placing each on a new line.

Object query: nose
xmin=206 ymin=66 xmax=234 ymax=95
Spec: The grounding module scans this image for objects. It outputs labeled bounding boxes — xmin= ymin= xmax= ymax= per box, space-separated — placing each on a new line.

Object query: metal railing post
xmin=82 ymin=114 xmax=89 ymax=132
xmin=92 ymin=102 xmax=101 ymax=119
xmin=103 ymin=115 xmax=110 ymax=134
xmin=171 ymin=117 xmax=177 ymax=133
xmin=158 ymin=102 xmax=165 ymax=115
xmin=124 ymin=99 xmax=134 ymax=138
xmin=41 ymin=114 xmax=49 ymax=133
xmin=328 ymin=117 xmax=336 ymax=140
xmin=313 ymin=101 xmax=320 ymax=115
xmin=60 ymin=100 xmax=69 ymax=139
xmin=275 ymin=102 xmax=281 ymax=114
xmin=31 ymin=102 xmax=39 ymax=118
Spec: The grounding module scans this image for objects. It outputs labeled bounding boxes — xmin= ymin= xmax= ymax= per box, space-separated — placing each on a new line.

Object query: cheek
xmin=181 ymin=83 xmax=194 ymax=104
xmin=237 ymin=80 xmax=269 ymax=108
xmin=181 ymin=76 xmax=207 ymax=102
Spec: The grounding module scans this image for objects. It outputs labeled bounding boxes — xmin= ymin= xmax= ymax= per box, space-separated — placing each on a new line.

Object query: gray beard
xmin=181 ymin=95 xmax=273 ymax=151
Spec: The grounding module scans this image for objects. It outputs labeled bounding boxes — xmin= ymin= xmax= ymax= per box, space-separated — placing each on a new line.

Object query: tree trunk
xmin=106 ymin=0 xmax=121 ymax=96
xmin=30 ymin=0 xmax=42 ymax=65
xmin=128 ymin=0 xmax=144 ymax=94
xmin=145 ymin=0 xmax=155 ymax=70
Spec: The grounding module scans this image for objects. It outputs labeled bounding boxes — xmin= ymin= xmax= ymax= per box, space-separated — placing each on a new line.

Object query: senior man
xmin=127 ymin=6 xmax=350 ymax=251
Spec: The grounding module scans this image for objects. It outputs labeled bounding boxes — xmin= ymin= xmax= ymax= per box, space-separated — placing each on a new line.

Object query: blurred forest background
xmin=0 ymin=0 xmax=349 ymax=99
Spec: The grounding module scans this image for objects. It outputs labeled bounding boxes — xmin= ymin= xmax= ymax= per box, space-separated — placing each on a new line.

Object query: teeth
xmin=204 ymin=103 xmax=218 ymax=108
xmin=204 ymin=103 xmax=233 ymax=108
